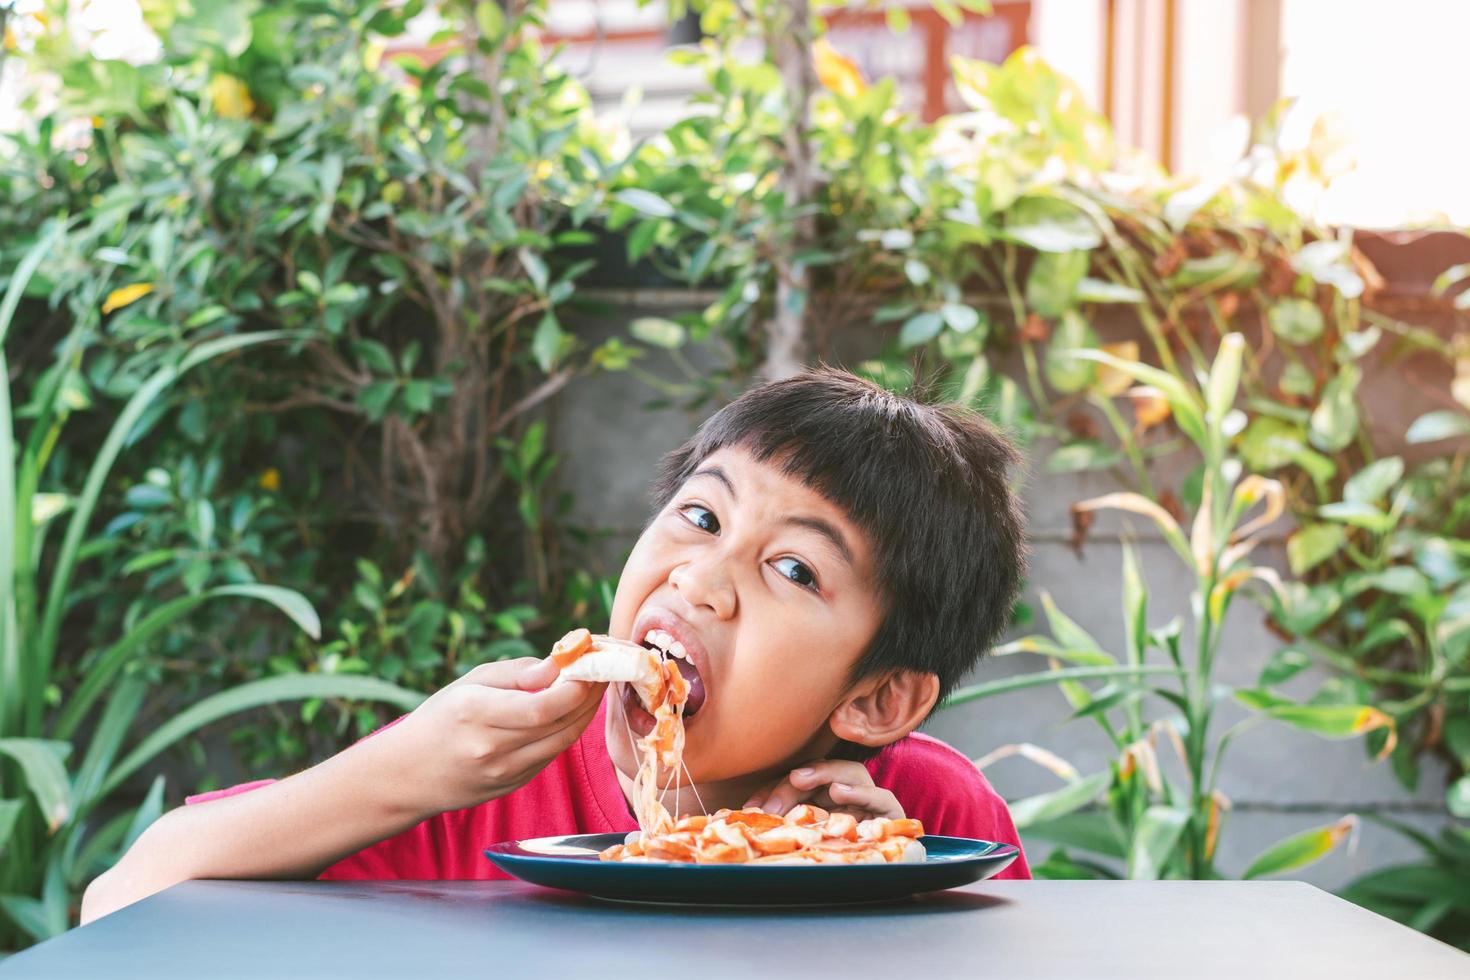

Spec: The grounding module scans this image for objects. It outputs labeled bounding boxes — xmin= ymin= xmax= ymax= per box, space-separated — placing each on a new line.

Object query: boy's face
xmin=606 ymin=447 xmax=882 ymax=788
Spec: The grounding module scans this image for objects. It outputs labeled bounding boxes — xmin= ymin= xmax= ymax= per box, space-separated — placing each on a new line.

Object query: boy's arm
xmin=81 ymin=658 xmax=603 ymax=923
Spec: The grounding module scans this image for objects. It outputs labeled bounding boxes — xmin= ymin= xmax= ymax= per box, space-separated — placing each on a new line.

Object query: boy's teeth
xmin=640 ymin=628 xmax=689 ymax=661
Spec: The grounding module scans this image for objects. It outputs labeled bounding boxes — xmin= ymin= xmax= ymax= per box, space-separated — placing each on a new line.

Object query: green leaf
xmin=0 ymin=739 xmax=72 ymax=832
xmin=1025 ymin=250 xmax=1089 ymax=318
xmin=1044 ymin=312 xmax=1098 ymax=393
xmin=1024 ymin=811 xmax=1126 ymax=858
xmin=1205 ymin=333 xmax=1245 ymax=426
xmin=1170 ymin=252 xmax=1261 ymax=289
xmin=38 ymin=332 xmax=300 ymax=708
xmin=71 ymin=676 xmax=146 ymax=815
xmin=943 ymin=665 xmax=1174 ymax=707
xmin=1308 ymin=367 xmax=1360 ymax=452
xmin=1069 ymin=685 xmax=1143 ymax=722
xmin=1355 ymin=566 xmax=1429 ymax=597
xmin=532 ymin=313 xmax=564 ymax=372
xmin=1406 ymin=410 xmax=1470 ymax=444
xmin=0 ymin=894 xmax=54 ymax=943
xmin=353 ymin=339 xmax=397 ymax=375
xmin=993 ymin=636 xmax=1114 ymax=667
xmin=55 ymin=585 xmax=321 ymax=740
xmin=1243 ymin=816 xmax=1355 ymax=879
xmin=1076 ymin=278 xmax=1144 ymax=303
xmin=1317 ymin=500 xmax=1394 ymax=534
xmin=899 ymin=311 xmax=944 ymax=349
xmin=1009 ymin=772 xmax=1111 ymax=828
xmin=629 ymin=317 xmax=686 ymax=350
xmin=1439 ymin=774 xmax=1470 ymax=820
xmin=1003 ymin=213 xmax=1102 ymax=252
xmin=0 ymin=799 xmax=23 ymax=851
xmin=1039 ymin=592 xmax=1113 ymax=662
xmin=1259 ymin=646 xmax=1312 ymax=687
xmin=1046 ymin=440 xmax=1122 ymax=473
xmin=1234 ymin=691 xmax=1392 ymax=742
xmin=940 ymin=303 xmax=981 ymax=334
xmin=1127 ymin=806 xmax=1188 ymax=880
xmin=1343 ymin=457 xmax=1403 ymax=504
xmin=519 ymin=248 xmax=549 ymax=293
xmin=123 ymin=774 xmax=167 ymax=852
xmin=1267 ymin=299 xmax=1325 ymax=344
xmin=613 ymin=188 xmax=675 ymax=218
xmin=101 ymin=674 xmax=426 ymax=799
xmin=474 ymin=0 xmax=505 ymax=40
xmin=1287 ymin=523 xmax=1347 ymax=576
xmin=1120 ymin=542 xmax=1147 ymax=667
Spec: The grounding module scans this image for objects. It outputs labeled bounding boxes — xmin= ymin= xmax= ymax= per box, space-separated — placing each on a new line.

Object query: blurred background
xmin=1 ymin=0 xmax=1467 ymax=956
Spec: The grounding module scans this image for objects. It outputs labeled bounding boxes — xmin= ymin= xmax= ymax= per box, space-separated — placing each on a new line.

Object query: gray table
xmin=3 ymin=879 xmax=1468 ymax=979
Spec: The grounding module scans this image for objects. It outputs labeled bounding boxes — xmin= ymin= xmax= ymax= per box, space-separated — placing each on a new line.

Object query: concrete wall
xmin=554 ymin=290 xmax=1454 ymax=888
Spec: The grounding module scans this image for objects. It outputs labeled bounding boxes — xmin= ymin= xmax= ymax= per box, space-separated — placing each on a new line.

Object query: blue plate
xmin=484 ymin=833 xmax=1018 ymax=906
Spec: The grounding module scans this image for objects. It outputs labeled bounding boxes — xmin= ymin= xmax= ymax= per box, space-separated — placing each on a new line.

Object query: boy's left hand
xmin=743 ymin=760 xmax=904 ymax=820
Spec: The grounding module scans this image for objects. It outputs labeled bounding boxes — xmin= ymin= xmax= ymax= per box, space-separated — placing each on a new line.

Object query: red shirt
xmin=188 ymin=701 xmax=1030 ymax=880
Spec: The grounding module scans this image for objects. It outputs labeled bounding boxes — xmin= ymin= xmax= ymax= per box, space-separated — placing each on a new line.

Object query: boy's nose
xmin=669 ymin=557 xmax=736 ymax=620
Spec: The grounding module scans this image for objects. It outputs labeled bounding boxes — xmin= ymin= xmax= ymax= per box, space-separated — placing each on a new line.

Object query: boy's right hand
xmin=380 ymin=657 xmax=604 ymax=819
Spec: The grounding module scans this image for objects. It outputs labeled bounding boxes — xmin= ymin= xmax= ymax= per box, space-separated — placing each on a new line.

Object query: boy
xmin=82 ymin=368 xmax=1029 ymax=920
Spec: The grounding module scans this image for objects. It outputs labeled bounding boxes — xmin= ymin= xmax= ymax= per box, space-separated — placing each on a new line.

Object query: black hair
xmin=650 ymin=367 xmax=1028 ymax=716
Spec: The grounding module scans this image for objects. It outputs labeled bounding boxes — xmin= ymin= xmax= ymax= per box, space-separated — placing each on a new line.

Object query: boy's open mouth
xmin=621 ymin=627 xmax=706 ymax=737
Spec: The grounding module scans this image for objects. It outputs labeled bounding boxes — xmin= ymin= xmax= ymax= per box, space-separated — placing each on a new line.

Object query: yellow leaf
xmin=1353 ymin=707 xmax=1397 ymax=760
xmin=1094 ymin=342 xmax=1139 ymax=397
xmin=1231 ymin=475 xmax=1286 ymax=542
xmin=972 ymin=743 xmax=1080 ymax=782
xmin=1128 ymin=385 xmax=1172 ymax=433
xmin=1074 ymin=492 xmax=1187 ymax=549
xmin=812 ymin=38 xmax=865 ymax=99
xmin=101 ymin=283 xmax=154 ymax=314
xmin=1204 ymin=790 xmax=1232 ymax=861
xmin=208 ymin=74 xmax=256 ymax=120
xmin=258 ymin=467 xmax=281 ymax=492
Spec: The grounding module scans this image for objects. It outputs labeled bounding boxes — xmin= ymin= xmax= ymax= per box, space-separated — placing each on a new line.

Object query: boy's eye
xmin=772 ymin=556 xmax=818 ymax=591
xmin=679 ymin=504 xmax=720 ymax=534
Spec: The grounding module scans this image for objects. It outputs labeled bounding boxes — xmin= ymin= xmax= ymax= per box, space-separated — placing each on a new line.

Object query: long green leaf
xmin=1009 ymin=771 xmax=1111 ymax=828
xmin=70 ymin=675 xmax=146 ymax=815
xmin=943 ymin=665 xmax=1174 ymax=707
xmin=33 ymin=331 xmax=299 ymax=732
xmin=1243 ymin=816 xmax=1355 ymax=879
xmin=1024 ymin=811 xmax=1127 ymax=859
xmin=1121 ymin=541 xmax=1148 ymax=668
xmin=100 ymin=674 xmax=425 ymax=799
xmin=56 ymin=584 xmax=322 ymax=740
xmin=0 ymin=738 xmax=72 ymax=832
xmin=1340 ymin=863 xmax=1470 ymax=909
xmin=1127 ymin=805 xmax=1188 ymax=880
xmin=0 ymin=219 xmax=65 ymax=347
xmin=1234 ymin=689 xmax=1394 ymax=744
xmin=0 ymin=798 xmax=23 ymax=852
xmin=0 ymin=223 xmax=66 ymax=736
xmin=1038 ymin=593 xmax=1114 ymax=663
xmin=122 ymin=773 xmax=167 ymax=852
xmin=992 ymin=636 xmax=1115 ymax=666
xmin=0 ymin=894 xmax=52 ymax=943
xmin=69 ymin=809 xmax=136 ymax=889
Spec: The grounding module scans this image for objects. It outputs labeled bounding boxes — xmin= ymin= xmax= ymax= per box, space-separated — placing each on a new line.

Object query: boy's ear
xmin=828 ymin=670 xmax=940 ymax=748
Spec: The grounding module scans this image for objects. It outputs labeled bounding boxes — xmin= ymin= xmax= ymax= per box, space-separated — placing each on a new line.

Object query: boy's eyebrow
xmin=690 ymin=465 xmax=737 ymax=499
xmin=783 ymin=515 xmax=855 ymax=568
